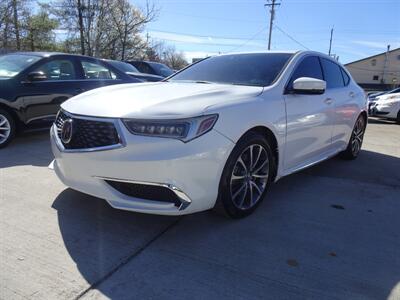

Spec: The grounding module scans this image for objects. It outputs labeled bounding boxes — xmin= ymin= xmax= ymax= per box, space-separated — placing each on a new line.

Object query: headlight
xmin=123 ymin=114 xmax=218 ymax=142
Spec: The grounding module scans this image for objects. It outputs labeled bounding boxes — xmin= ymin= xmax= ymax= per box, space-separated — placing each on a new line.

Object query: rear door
xmin=283 ymin=55 xmax=335 ymax=172
xmin=320 ymin=58 xmax=353 ymax=151
xmin=76 ymin=58 xmax=127 ymax=92
xmin=21 ymin=56 xmax=81 ymax=124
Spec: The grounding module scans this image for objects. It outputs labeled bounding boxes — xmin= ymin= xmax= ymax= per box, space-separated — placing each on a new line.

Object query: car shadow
xmin=52 ymin=149 xmax=400 ymax=299
xmin=0 ymin=130 xmax=52 ymax=168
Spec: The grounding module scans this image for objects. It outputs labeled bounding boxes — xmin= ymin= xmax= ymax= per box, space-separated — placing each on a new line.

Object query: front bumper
xmin=50 ymin=120 xmax=235 ymax=215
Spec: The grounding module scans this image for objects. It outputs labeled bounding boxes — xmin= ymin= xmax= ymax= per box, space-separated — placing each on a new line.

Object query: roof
xmin=6 ymin=51 xmax=95 ymax=59
xmin=345 ymin=47 xmax=400 ymax=66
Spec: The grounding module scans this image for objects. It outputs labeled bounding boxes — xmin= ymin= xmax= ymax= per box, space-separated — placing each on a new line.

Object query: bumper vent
xmin=105 ymin=180 xmax=182 ymax=207
xmin=55 ymin=110 xmax=120 ymax=150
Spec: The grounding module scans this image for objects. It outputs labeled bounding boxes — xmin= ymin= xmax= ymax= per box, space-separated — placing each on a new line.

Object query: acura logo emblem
xmin=61 ymin=119 xmax=73 ymax=144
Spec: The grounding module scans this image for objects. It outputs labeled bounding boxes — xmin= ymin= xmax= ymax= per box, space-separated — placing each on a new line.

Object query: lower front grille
xmin=105 ymin=180 xmax=182 ymax=207
xmin=55 ymin=110 xmax=120 ymax=150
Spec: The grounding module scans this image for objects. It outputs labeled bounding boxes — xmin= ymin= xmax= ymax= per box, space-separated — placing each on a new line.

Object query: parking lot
xmin=0 ymin=118 xmax=399 ymax=300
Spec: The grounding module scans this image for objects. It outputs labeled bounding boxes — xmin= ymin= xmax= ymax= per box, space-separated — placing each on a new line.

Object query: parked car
xmin=50 ymin=51 xmax=367 ymax=218
xmin=125 ymin=60 xmax=174 ymax=78
xmin=0 ymin=52 xmax=141 ymax=148
xmin=370 ymin=91 xmax=400 ymax=123
xmin=368 ymin=87 xmax=400 ymax=114
xmin=105 ymin=60 xmax=163 ymax=82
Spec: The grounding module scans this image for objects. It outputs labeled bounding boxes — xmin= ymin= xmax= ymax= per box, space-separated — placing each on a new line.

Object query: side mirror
xmin=291 ymin=77 xmax=326 ymax=94
xmin=26 ymin=71 xmax=47 ymax=82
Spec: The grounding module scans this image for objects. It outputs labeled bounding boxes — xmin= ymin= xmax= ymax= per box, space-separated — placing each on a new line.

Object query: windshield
xmin=108 ymin=60 xmax=139 ymax=73
xmin=169 ymin=53 xmax=293 ymax=87
xmin=0 ymin=54 xmax=41 ymax=78
xmin=149 ymin=62 xmax=174 ymax=77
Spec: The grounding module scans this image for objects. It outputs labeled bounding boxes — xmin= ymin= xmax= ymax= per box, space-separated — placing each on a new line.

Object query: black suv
xmin=0 ymin=52 xmax=140 ymax=148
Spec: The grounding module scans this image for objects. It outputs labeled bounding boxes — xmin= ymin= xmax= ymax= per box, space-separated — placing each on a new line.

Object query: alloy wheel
xmin=0 ymin=114 xmax=11 ymax=145
xmin=230 ymin=144 xmax=269 ymax=210
xmin=351 ymin=117 xmax=365 ymax=156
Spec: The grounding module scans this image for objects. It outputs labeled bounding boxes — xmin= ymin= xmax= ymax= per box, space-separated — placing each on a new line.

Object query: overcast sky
xmin=133 ymin=0 xmax=400 ymax=63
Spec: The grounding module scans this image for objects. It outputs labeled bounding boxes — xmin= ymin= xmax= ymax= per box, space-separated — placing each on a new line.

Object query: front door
xmin=283 ymin=55 xmax=335 ymax=172
xmin=21 ymin=57 xmax=81 ymax=123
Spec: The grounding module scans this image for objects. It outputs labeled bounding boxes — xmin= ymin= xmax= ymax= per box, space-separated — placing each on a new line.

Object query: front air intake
xmin=105 ymin=180 xmax=182 ymax=207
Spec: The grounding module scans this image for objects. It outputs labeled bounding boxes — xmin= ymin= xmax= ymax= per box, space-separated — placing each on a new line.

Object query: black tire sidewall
xmin=0 ymin=108 xmax=16 ymax=148
xmin=217 ymin=132 xmax=276 ymax=218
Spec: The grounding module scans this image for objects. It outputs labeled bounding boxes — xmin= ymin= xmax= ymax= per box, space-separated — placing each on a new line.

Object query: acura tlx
xmin=50 ymin=51 xmax=367 ymax=218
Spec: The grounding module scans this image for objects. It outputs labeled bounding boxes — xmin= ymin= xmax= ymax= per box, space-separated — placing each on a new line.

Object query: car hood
xmin=61 ymin=82 xmax=263 ymax=119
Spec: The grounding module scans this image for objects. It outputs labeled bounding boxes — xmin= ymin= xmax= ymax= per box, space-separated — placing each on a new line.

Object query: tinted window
xmin=170 ymin=53 xmax=293 ymax=87
xmin=34 ymin=59 xmax=76 ymax=80
xmin=0 ymin=54 xmax=41 ymax=78
xmin=81 ymin=61 xmax=117 ymax=80
xmin=108 ymin=60 xmax=139 ymax=73
xmin=134 ymin=62 xmax=154 ymax=74
xmin=340 ymin=67 xmax=350 ymax=85
xmin=320 ymin=58 xmax=344 ymax=89
xmin=288 ymin=56 xmax=323 ymax=89
xmin=149 ymin=62 xmax=174 ymax=77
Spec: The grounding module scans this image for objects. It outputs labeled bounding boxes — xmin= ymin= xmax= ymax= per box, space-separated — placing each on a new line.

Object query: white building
xmin=344 ymin=47 xmax=400 ymax=90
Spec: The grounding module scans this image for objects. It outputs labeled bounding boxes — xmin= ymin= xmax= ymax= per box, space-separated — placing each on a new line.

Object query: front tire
xmin=340 ymin=115 xmax=366 ymax=160
xmin=0 ymin=109 xmax=16 ymax=149
xmin=215 ymin=132 xmax=276 ymax=218
xmin=397 ymin=110 xmax=400 ymax=124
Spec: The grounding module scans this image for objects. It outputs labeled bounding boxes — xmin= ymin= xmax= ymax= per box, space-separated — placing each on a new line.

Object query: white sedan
xmin=370 ymin=92 xmax=400 ymax=123
xmin=50 ymin=51 xmax=367 ymax=218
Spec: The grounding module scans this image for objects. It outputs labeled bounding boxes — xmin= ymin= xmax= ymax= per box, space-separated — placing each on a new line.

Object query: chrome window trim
xmin=94 ymin=176 xmax=192 ymax=211
xmin=53 ymin=109 xmax=126 ymax=153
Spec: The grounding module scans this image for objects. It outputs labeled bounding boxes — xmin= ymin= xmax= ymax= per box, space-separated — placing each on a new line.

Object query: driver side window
xmin=288 ymin=56 xmax=323 ymax=89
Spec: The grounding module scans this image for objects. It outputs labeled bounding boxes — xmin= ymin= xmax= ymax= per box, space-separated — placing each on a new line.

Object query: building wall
xmin=345 ymin=48 xmax=400 ymax=89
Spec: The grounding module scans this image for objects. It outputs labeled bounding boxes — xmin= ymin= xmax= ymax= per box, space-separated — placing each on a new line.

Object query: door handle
xmin=349 ymin=92 xmax=355 ymax=98
xmin=324 ymin=98 xmax=333 ymax=105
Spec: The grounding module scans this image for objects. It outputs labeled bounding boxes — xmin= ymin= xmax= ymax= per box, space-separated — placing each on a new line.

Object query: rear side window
xmin=288 ymin=56 xmax=323 ymax=89
xmin=320 ymin=58 xmax=344 ymax=89
xmin=81 ymin=61 xmax=117 ymax=80
xmin=34 ymin=59 xmax=76 ymax=80
xmin=340 ymin=67 xmax=350 ymax=86
xmin=135 ymin=62 xmax=154 ymax=75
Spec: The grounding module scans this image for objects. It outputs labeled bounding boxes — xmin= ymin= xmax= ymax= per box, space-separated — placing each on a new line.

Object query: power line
xmin=228 ymin=27 xmax=268 ymax=52
xmin=274 ymin=24 xmax=310 ymax=50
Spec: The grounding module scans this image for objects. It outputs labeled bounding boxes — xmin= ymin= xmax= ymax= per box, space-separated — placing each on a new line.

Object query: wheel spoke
xmin=252 ymin=160 xmax=268 ymax=174
xmin=236 ymin=183 xmax=248 ymax=207
xmin=252 ymin=173 xmax=269 ymax=179
xmin=237 ymin=157 xmax=248 ymax=174
xmin=252 ymin=146 xmax=262 ymax=170
xmin=249 ymin=145 xmax=254 ymax=171
xmin=231 ymin=174 xmax=245 ymax=181
xmin=232 ymin=182 xmax=247 ymax=200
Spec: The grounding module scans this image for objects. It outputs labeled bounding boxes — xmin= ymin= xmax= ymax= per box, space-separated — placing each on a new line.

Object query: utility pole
xmin=265 ymin=0 xmax=280 ymax=50
xmin=381 ymin=44 xmax=390 ymax=84
xmin=328 ymin=27 xmax=334 ymax=56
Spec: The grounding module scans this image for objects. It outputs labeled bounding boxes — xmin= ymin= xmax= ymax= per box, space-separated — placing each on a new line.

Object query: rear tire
xmin=397 ymin=110 xmax=400 ymax=124
xmin=340 ymin=115 xmax=366 ymax=160
xmin=0 ymin=108 xmax=16 ymax=149
xmin=214 ymin=132 xmax=276 ymax=218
